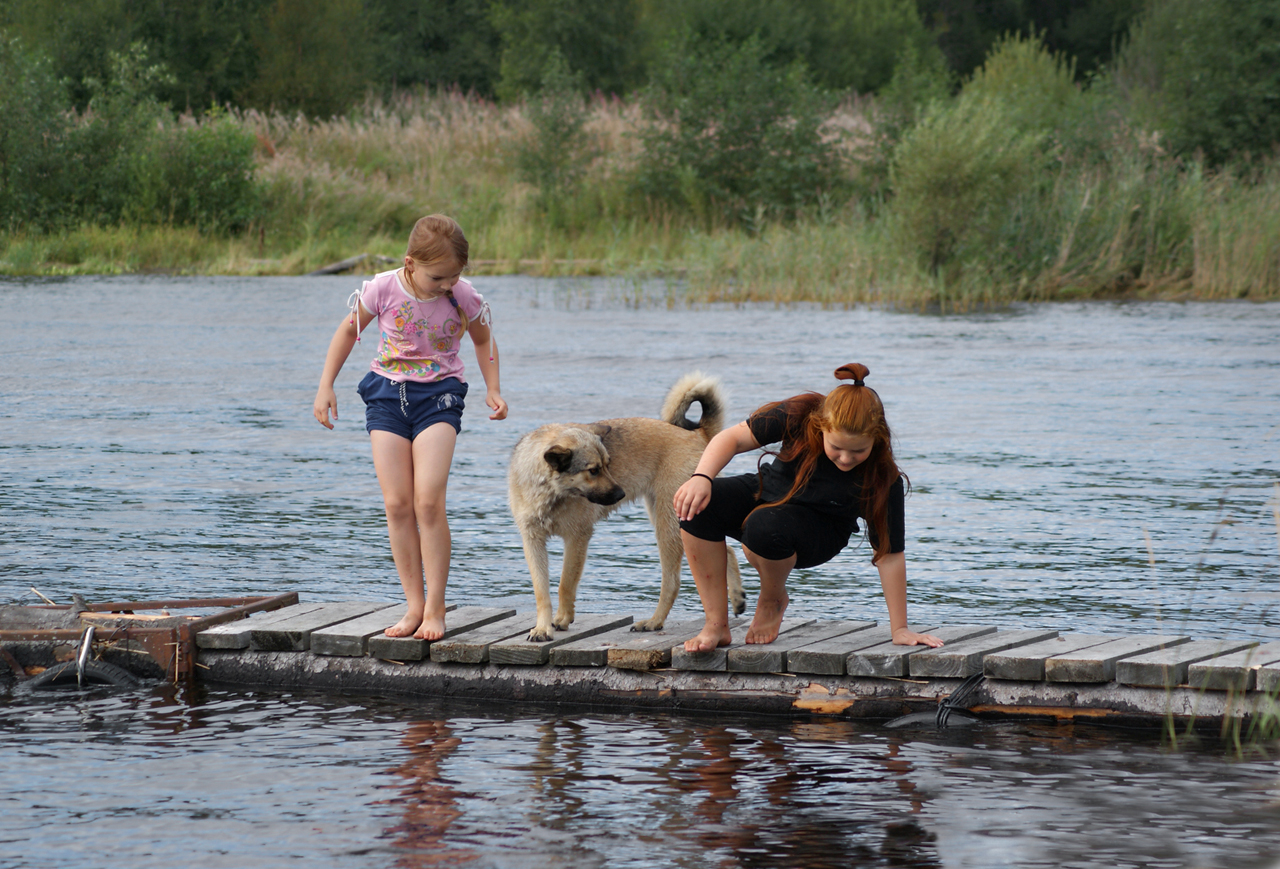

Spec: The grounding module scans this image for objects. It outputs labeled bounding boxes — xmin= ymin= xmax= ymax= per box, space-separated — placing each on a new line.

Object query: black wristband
xmin=690 ymin=472 xmax=713 ymax=483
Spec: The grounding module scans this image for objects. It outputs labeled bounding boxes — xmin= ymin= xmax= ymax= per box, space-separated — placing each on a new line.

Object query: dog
xmin=508 ymin=372 xmax=747 ymax=642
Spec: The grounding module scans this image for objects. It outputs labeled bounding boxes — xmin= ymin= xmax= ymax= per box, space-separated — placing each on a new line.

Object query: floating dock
xmin=5 ymin=597 xmax=1276 ymax=728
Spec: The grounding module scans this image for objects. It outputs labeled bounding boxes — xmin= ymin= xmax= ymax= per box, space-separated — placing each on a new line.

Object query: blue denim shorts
xmin=358 ymin=371 xmax=467 ymax=440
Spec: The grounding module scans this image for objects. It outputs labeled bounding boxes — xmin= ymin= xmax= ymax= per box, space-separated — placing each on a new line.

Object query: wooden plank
xmin=195 ymin=603 xmax=325 ymax=650
xmin=606 ymin=619 xmax=734 ymax=671
xmin=670 ymin=618 xmax=815 ymax=672
xmin=727 ymin=619 xmax=877 ymax=674
xmin=311 ymin=605 xmax=406 ymax=657
xmin=1256 ymin=660 xmax=1280 ymax=694
xmin=430 ymin=612 xmax=536 ymax=664
xmin=983 ymin=634 xmax=1116 ymax=681
xmin=909 ymin=629 xmax=1059 ymax=678
xmin=785 ymin=624 xmax=896 ymax=676
xmin=489 ymin=613 xmax=634 ymax=665
xmin=249 ymin=601 xmax=394 ymax=651
xmin=1187 ymin=641 xmax=1280 ymax=692
xmin=848 ymin=625 xmax=997 ymax=678
xmin=1044 ymin=635 xmax=1189 ymax=683
xmin=549 ymin=621 xmax=672 ymax=667
xmin=1115 ymin=639 xmax=1258 ymax=688
xmin=367 ymin=606 xmax=517 ymax=662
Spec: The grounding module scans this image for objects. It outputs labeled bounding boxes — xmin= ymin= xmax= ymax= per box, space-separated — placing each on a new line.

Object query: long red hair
xmin=752 ymin=363 xmax=908 ymax=563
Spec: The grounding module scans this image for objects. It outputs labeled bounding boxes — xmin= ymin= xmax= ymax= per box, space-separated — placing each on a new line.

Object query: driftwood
xmin=306 ymin=253 xmax=398 ymax=276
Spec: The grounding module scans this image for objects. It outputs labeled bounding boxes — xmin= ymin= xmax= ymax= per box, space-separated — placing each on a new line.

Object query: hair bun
xmin=834 ymin=363 xmax=869 ymax=384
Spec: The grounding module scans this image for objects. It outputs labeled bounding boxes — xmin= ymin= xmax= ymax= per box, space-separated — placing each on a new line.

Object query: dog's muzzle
xmin=586 ymin=486 xmax=626 ymax=506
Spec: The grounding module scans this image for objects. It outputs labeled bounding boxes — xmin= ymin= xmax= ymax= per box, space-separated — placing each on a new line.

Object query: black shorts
xmin=679 ymin=474 xmax=854 ymax=570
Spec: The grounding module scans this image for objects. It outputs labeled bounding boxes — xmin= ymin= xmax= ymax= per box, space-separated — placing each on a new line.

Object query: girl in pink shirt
xmin=313 ymin=215 xmax=508 ymax=640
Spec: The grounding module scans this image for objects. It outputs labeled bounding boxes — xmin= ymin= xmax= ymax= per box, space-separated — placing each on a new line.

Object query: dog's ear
xmin=585 ymin=423 xmax=612 ymax=439
xmin=543 ymin=444 xmax=574 ymax=473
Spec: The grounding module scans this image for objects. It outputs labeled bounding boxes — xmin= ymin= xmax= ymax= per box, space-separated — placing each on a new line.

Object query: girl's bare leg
xmin=370 ymin=430 xmax=427 ymax=637
xmin=409 ymin=423 xmax=457 ymax=640
xmin=743 ymin=546 xmax=794 ymax=644
xmin=682 ymin=530 xmax=734 ymax=652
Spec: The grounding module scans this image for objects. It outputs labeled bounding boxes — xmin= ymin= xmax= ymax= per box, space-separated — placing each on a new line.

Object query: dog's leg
xmin=554 ymin=528 xmax=592 ymax=631
xmin=632 ymin=496 xmax=684 ymax=632
xmin=726 ymin=545 xmax=747 ymax=615
xmin=520 ymin=528 xmax=557 ymax=642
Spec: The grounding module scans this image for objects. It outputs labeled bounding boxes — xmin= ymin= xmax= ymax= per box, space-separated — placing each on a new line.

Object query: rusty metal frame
xmin=0 ymin=593 xmax=297 ymax=681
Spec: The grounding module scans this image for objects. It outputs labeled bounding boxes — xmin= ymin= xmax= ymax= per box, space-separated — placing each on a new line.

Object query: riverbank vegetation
xmin=1 ymin=0 xmax=1277 ymax=305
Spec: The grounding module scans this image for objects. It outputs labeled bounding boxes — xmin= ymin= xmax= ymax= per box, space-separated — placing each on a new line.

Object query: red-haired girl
xmin=673 ymin=364 xmax=941 ymax=653
xmin=314 ymin=215 xmax=507 ymax=641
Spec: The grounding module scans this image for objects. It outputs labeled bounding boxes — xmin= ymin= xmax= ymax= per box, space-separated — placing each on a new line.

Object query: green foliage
xmin=0 ymin=34 xmax=75 ymax=230
xmin=889 ymin=35 xmax=1078 ymax=274
xmin=128 ymin=110 xmax=260 ymax=232
xmin=369 ymin=0 xmax=501 ymax=97
xmin=241 ymin=0 xmax=374 ymax=117
xmin=514 ymin=51 xmax=595 ymax=223
xmin=637 ymin=35 xmax=844 ymax=228
xmin=638 ymin=0 xmax=940 ymax=95
xmin=1113 ymin=0 xmax=1280 ymax=163
xmin=489 ymin=0 xmax=642 ymax=100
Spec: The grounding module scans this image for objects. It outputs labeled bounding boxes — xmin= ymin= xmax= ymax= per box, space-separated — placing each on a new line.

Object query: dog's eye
xmin=588 ymin=466 xmax=601 ymax=476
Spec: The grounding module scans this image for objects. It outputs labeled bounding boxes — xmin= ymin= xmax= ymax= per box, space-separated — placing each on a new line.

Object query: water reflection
xmin=382 ymin=720 xmax=477 ymax=867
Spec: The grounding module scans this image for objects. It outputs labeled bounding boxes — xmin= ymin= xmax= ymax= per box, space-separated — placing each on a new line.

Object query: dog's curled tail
xmin=660 ymin=371 xmax=726 ymax=440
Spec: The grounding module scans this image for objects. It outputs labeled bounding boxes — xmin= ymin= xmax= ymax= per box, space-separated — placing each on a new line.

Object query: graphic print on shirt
xmin=375 ymin=299 xmax=461 ymax=380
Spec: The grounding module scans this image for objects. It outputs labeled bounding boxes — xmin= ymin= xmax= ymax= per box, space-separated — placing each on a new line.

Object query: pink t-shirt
xmin=357 ymin=270 xmax=487 ymax=384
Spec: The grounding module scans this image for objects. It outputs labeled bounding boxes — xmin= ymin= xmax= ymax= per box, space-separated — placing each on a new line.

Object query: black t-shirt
xmin=748 ymin=405 xmax=905 ymax=553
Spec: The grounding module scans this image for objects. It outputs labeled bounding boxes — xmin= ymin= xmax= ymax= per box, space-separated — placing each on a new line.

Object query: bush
xmin=636 ymin=35 xmax=844 ymax=228
xmin=1113 ymin=0 xmax=1280 ymax=163
xmin=0 ymin=34 xmax=76 ymax=231
xmin=128 ymin=110 xmax=260 ymax=232
xmin=513 ymin=51 xmax=595 ymax=224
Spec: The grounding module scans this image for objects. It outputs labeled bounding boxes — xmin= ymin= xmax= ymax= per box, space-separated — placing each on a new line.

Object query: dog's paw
xmin=552 ymin=618 xmax=573 ymax=632
xmin=730 ymin=591 xmax=747 ymax=616
xmin=630 ymin=618 xmax=664 ymax=632
xmin=527 ymin=626 xmax=555 ymax=642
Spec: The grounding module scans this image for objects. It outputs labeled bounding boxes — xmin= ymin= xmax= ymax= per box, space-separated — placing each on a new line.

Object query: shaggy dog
xmin=508 ymin=373 xmax=746 ymax=642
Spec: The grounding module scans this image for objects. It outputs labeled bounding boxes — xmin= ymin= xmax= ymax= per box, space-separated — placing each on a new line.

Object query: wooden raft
xmin=193 ymin=599 xmax=1273 ymax=692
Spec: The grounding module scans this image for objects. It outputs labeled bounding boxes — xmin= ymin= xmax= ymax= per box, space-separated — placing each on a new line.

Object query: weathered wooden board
xmin=489 ymin=614 xmax=634 ymax=665
xmin=606 ymin=620 xmax=741 ymax=671
xmin=1115 ymin=639 xmax=1258 ymax=688
xmin=983 ymin=634 xmax=1115 ymax=681
xmin=551 ymin=619 xmax=705 ymax=667
xmin=195 ymin=603 xmax=326 ymax=650
xmin=847 ymin=625 xmax=997 ymax=678
xmin=311 ymin=605 xmax=407 ymax=657
xmin=250 ymin=602 xmax=396 ymax=652
xmin=785 ymin=624 xmax=897 ymax=676
xmin=670 ymin=618 xmax=815 ymax=672
xmin=1255 ymin=658 xmax=1280 ymax=694
xmin=909 ymin=629 xmax=1060 ymax=678
xmin=727 ymin=619 xmax=878 ymax=674
xmin=429 ymin=612 xmax=536 ymax=664
xmin=367 ymin=605 xmax=517 ymax=662
xmin=1187 ymin=641 xmax=1280 ymax=692
xmin=1043 ymin=635 xmax=1189 ymax=683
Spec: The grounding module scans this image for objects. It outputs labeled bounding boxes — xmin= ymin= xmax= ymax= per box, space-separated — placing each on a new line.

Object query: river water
xmin=1 ymin=276 xmax=1279 ymax=867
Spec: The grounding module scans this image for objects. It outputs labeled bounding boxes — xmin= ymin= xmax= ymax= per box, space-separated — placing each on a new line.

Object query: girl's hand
xmin=314 ymin=386 xmax=339 ymax=430
xmin=486 ymin=390 xmax=508 ymax=420
xmin=892 ymin=626 xmax=944 ymax=648
xmin=673 ymin=475 xmax=712 ymax=522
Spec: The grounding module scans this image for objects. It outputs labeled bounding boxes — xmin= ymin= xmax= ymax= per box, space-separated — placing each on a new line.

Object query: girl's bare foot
xmin=385 ymin=611 xmax=423 ymax=638
xmin=414 ymin=613 xmax=446 ymax=641
xmin=683 ymin=624 xmax=732 ymax=653
xmin=745 ymin=594 xmax=789 ymax=644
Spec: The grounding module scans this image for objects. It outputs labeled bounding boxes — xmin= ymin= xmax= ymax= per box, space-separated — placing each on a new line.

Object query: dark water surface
xmin=2 ymin=276 xmax=1279 ymax=867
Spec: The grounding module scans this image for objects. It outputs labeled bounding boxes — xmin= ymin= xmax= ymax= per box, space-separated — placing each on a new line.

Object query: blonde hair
xmin=406 ymin=214 xmax=471 ymax=334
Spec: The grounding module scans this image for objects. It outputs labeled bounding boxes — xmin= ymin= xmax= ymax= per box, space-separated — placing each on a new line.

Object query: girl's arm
xmin=673 ymin=421 xmax=761 ymax=521
xmin=314 ymin=305 xmax=373 ymax=429
xmin=877 ymin=551 xmax=943 ymax=647
xmin=468 ymin=321 xmax=507 ymax=420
